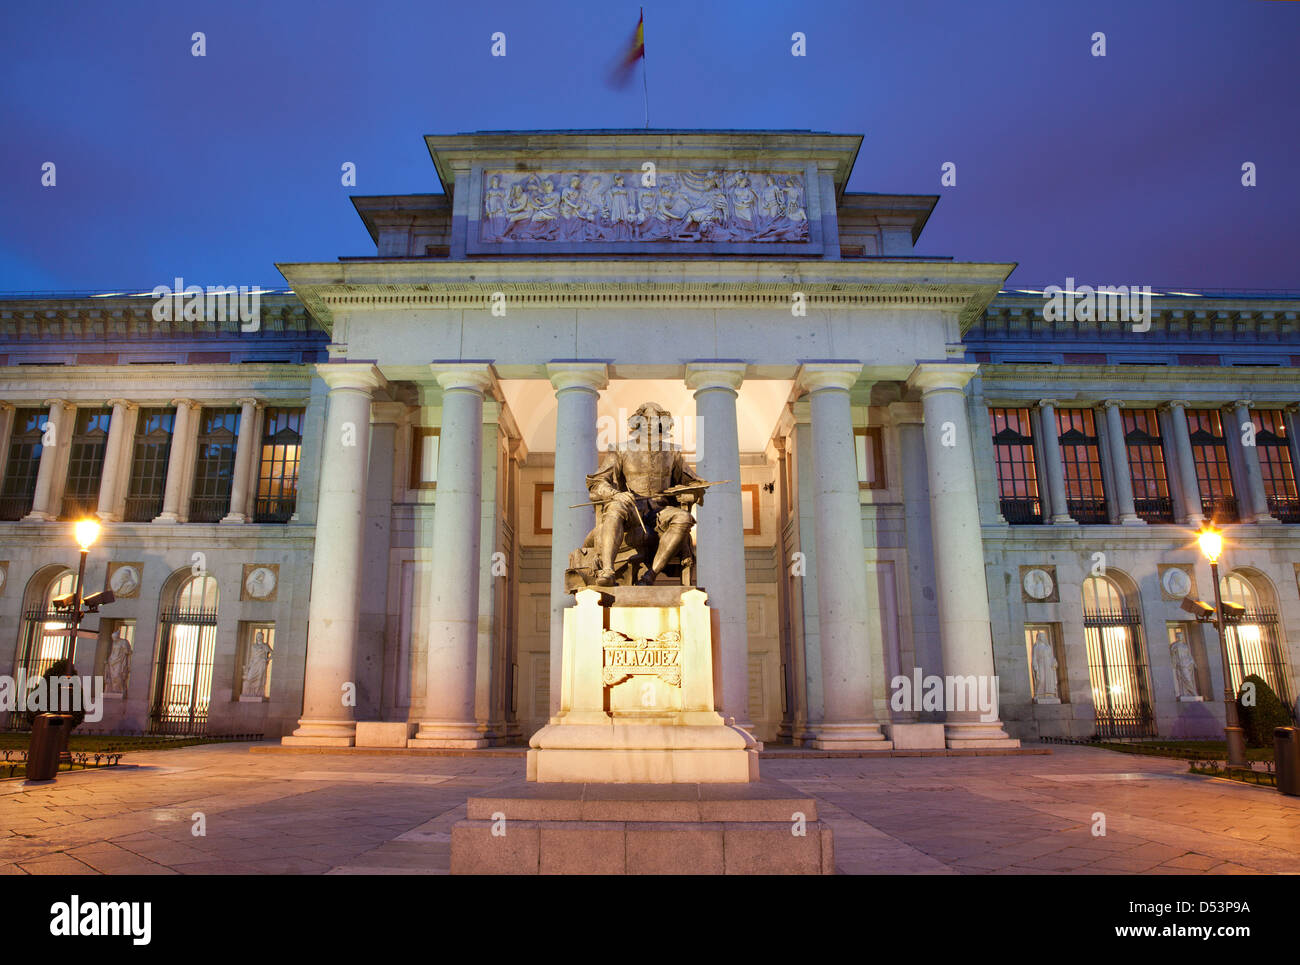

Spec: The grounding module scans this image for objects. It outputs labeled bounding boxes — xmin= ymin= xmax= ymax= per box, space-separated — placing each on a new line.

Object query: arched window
xmin=1081 ymin=575 xmax=1155 ymax=737
xmin=1219 ymin=572 xmax=1292 ymax=708
xmin=150 ymin=574 xmax=219 ymax=734
xmin=15 ymin=571 xmax=77 ymax=678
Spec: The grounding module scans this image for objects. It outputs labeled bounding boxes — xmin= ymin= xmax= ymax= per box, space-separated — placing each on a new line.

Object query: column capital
xmin=1101 ymin=398 xmax=1126 ymax=410
xmin=546 ymin=361 xmax=608 ymax=394
xmin=685 ymin=361 xmax=746 ymax=393
xmin=431 ymin=362 xmax=493 ymax=395
xmin=1036 ymin=398 xmax=1061 ymax=409
xmin=42 ymin=398 xmax=73 ymax=410
xmin=906 ymin=362 xmax=978 ymax=396
xmin=1228 ymin=399 xmax=1253 ymax=412
xmin=1161 ymin=399 xmax=1191 ymax=412
xmin=235 ymin=396 xmax=261 ymax=408
xmin=106 ymin=399 xmax=138 ymax=411
xmin=317 ymin=362 xmax=387 ymax=394
xmin=798 ymin=361 xmax=863 ymax=394
xmin=169 ymin=397 xmax=201 ymax=410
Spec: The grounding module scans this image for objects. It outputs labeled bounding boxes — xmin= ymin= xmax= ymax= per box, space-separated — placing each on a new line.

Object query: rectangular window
xmin=1186 ymin=409 xmax=1237 ymax=522
xmin=1122 ymin=409 xmax=1173 ymax=523
xmin=188 ymin=407 xmax=240 ymax=523
xmin=60 ymin=407 xmax=112 ymax=519
xmin=0 ymin=407 xmax=47 ymax=521
xmin=1056 ymin=408 xmax=1108 ymax=524
xmin=1252 ymin=410 xmax=1298 ymax=522
xmin=125 ymin=407 xmax=174 ymax=522
xmin=989 ymin=408 xmax=1041 ymax=524
xmin=409 ymin=427 xmax=439 ymax=490
xmin=854 ymin=427 xmax=886 ymax=489
xmin=254 ymin=407 xmax=303 ymax=523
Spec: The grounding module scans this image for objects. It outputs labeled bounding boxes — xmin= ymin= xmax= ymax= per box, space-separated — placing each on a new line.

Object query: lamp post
xmin=1197 ymin=525 xmax=1248 ymax=769
xmin=63 ymin=518 xmax=102 ymax=667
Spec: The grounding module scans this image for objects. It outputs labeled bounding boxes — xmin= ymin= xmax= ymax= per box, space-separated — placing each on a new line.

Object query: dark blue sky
xmin=1 ymin=0 xmax=1296 ymax=293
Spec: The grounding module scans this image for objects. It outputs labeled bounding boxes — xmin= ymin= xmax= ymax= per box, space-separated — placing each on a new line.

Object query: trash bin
xmin=1275 ymin=726 xmax=1299 ymax=797
xmin=26 ymin=713 xmax=74 ymax=781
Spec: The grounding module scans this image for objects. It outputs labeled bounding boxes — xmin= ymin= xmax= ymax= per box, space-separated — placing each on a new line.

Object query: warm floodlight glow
xmin=74 ymin=518 xmax=101 ymax=551
xmin=1197 ymin=527 xmax=1223 ymax=564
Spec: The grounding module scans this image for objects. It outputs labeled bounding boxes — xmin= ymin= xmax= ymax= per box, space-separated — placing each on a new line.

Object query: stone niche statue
xmin=1170 ymin=627 xmax=1199 ymax=699
xmin=104 ymin=629 xmax=132 ymax=696
xmin=566 ymin=402 xmax=717 ymax=590
xmin=1031 ymin=630 xmax=1059 ymax=700
xmin=241 ymin=630 xmax=273 ymax=700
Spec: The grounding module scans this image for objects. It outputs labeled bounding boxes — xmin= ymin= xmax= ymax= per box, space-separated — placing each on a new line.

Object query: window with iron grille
xmin=989 ymin=408 xmax=1041 ymax=523
xmin=188 ymin=407 xmax=240 ymax=523
xmin=254 ymin=407 xmax=303 ymax=522
xmin=59 ymin=407 xmax=111 ymax=520
xmin=1186 ymin=409 xmax=1237 ymax=522
xmin=1252 ymin=410 xmax=1298 ymax=523
xmin=1122 ymin=408 xmax=1173 ymax=522
xmin=1056 ymin=408 xmax=1108 ymax=524
xmin=0 ymin=407 xmax=47 ymax=521
xmin=124 ymin=407 xmax=174 ymax=522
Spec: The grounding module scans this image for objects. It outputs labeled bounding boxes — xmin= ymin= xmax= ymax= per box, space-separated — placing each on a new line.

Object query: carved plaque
xmin=480 ymin=168 xmax=810 ymax=245
xmin=601 ymin=629 xmax=682 ymax=688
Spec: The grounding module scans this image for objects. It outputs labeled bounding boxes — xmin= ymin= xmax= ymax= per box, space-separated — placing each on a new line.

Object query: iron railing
xmin=187 ymin=496 xmax=229 ymax=523
xmin=1224 ymin=608 xmax=1294 ymax=710
xmin=123 ymin=495 xmax=164 ymax=522
xmin=1201 ymin=495 xmax=1239 ymax=523
xmin=252 ymin=496 xmax=296 ymax=523
xmin=1266 ymin=495 xmax=1300 ymax=524
xmin=59 ymin=495 xmax=99 ymax=520
xmin=1067 ymin=498 xmax=1109 ymax=524
xmin=0 ymin=496 xmax=33 ymax=521
xmin=1082 ymin=607 xmax=1157 ymax=739
xmin=149 ymin=607 xmax=219 ymax=736
xmin=1134 ymin=496 xmax=1174 ymax=523
xmin=999 ymin=498 xmax=1043 ymax=524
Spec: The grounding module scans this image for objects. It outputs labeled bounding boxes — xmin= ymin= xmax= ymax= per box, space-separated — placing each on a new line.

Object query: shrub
xmin=1236 ymin=674 xmax=1293 ymax=748
xmin=24 ymin=659 xmax=87 ymax=729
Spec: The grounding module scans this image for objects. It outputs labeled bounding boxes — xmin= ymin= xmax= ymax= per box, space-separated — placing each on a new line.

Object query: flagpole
xmin=640 ymin=7 xmax=649 ymax=128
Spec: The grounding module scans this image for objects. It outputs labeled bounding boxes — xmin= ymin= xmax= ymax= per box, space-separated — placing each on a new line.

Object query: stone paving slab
xmin=0 ymin=741 xmax=1295 ymax=875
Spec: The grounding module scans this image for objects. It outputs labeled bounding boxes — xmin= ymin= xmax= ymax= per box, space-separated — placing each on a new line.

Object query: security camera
xmin=1220 ymin=601 xmax=1246 ymax=623
xmin=82 ymin=589 xmax=115 ymax=611
xmin=1180 ymin=597 xmax=1215 ymax=620
xmin=50 ymin=592 xmax=77 ymax=611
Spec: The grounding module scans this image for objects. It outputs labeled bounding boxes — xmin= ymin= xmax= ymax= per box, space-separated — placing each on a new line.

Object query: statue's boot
xmin=595 ymin=568 xmax=617 ymax=587
xmin=635 ymin=568 xmax=658 ymax=586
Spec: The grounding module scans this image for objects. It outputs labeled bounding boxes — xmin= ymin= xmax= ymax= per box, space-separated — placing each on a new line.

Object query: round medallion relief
xmin=1023 ymin=568 xmax=1055 ymax=601
xmin=109 ymin=565 xmax=140 ymax=597
xmin=1161 ymin=567 xmax=1192 ymax=599
xmin=245 ymin=566 xmax=277 ymax=600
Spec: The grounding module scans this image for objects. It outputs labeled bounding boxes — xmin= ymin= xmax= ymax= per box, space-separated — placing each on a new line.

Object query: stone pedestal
xmin=526 ymin=586 xmax=759 ymax=783
xmin=450 ymin=781 xmax=833 ymax=875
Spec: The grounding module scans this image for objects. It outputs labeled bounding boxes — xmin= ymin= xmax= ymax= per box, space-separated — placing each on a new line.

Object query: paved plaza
xmin=0 ymin=743 xmax=1296 ymax=875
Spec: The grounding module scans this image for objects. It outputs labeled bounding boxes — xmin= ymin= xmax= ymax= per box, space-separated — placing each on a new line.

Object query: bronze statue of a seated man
xmin=567 ymin=402 xmax=705 ymax=589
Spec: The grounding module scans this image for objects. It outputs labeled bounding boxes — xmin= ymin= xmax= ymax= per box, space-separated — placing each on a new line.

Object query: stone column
xmin=544 ymin=362 xmax=607 ymax=718
xmin=222 ymin=397 xmax=260 ymax=523
xmin=797 ymin=363 xmax=888 ymax=748
xmin=907 ymin=363 xmax=1017 ymax=748
xmin=0 ymin=404 xmax=15 ymax=487
xmin=1286 ymin=407 xmax=1300 ymax=503
xmin=1101 ymin=400 xmax=1142 ymax=525
xmin=412 ymin=363 xmax=495 ymax=748
xmin=23 ymin=399 xmax=73 ymax=521
xmin=686 ymin=362 xmax=751 ymax=732
xmin=1163 ymin=400 xmax=1204 ymax=526
xmin=1230 ymin=400 xmax=1276 ymax=523
xmin=95 ymin=399 xmax=136 ymax=522
xmin=284 ymin=364 xmax=385 ymax=746
xmin=154 ymin=399 xmax=200 ymax=523
xmin=1036 ymin=399 xmax=1074 ymax=525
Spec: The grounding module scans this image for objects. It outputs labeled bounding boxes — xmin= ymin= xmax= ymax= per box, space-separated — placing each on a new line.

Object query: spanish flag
xmin=609 ymin=9 xmax=645 ymax=88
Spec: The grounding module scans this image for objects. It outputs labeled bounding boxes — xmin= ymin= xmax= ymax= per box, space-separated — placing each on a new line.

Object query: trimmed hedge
xmin=1236 ymin=674 xmax=1293 ymax=748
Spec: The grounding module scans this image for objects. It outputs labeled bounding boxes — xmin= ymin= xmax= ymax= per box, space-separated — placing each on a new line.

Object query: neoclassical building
xmin=0 ymin=130 xmax=1295 ymax=746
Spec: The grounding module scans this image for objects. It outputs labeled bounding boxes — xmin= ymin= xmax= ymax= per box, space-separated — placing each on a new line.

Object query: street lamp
xmin=55 ymin=519 xmax=106 ymax=668
xmin=1195 ymin=524 xmax=1248 ymax=769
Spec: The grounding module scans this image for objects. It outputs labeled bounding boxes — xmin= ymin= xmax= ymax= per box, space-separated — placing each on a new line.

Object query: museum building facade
xmin=0 ymin=130 xmax=1295 ymax=746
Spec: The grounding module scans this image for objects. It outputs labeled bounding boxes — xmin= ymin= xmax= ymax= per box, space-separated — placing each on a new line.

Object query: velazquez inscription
xmin=601 ymin=629 xmax=682 ymax=687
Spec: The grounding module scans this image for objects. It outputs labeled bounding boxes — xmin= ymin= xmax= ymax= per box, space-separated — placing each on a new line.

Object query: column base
xmin=95 ymin=511 xmax=122 ymax=523
xmin=806 ymin=722 xmax=893 ymax=750
xmin=282 ymin=717 xmax=356 ymax=747
xmin=944 ymin=720 xmax=1020 ymax=749
xmin=1251 ymin=514 xmax=1281 ymax=525
xmin=1049 ymin=515 xmax=1078 ymax=526
xmin=1118 ymin=514 xmax=1145 ymax=526
xmin=220 ymin=513 xmax=249 ymax=524
xmin=21 ymin=512 xmax=54 ymax=522
xmin=152 ymin=513 xmax=180 ymax=524
xmin=409 ymin=721 xmax=491 ymax=748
